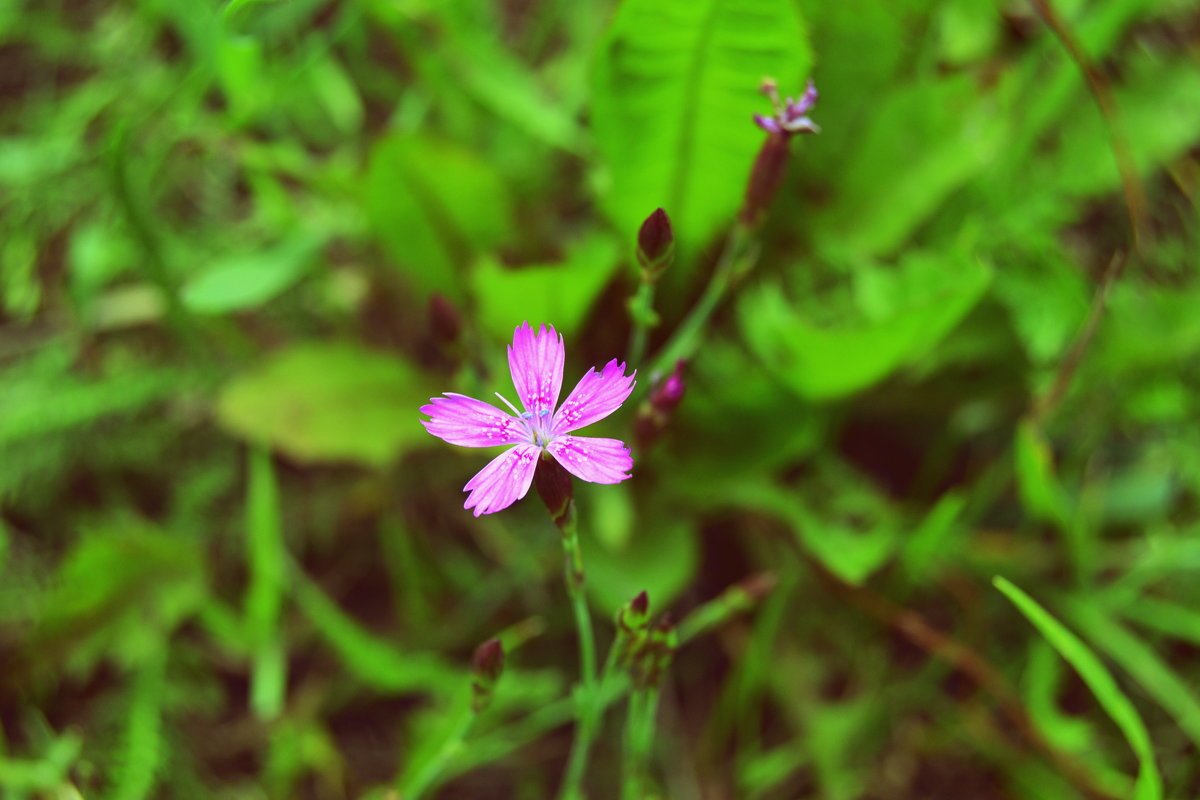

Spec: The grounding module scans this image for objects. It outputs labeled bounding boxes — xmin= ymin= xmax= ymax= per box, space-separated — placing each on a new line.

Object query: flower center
xmin=521 ymin=408 xmax=553 ymax=448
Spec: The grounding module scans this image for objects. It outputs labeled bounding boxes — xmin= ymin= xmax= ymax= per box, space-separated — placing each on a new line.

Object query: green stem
xmin=622 ymin=687 xmax=662 ymax=799
xmin=646 ymin=224 xmax=757 ymax=380
xmin=621 ymin=690 xmax=646 ymax=799
xmin=558 ymin=511 xmax=599 ymax=800
xmin=627 ymin=279 xmax=657 ymax=367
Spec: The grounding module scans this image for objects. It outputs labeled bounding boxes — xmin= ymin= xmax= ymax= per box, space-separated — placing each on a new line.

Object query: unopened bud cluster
xmin=614 ymin=591 xmax=677 ymax=690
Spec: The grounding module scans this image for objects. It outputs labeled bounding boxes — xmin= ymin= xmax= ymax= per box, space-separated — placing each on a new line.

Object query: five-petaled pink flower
xmin=421 ymin=322 xmax=636 ymax=516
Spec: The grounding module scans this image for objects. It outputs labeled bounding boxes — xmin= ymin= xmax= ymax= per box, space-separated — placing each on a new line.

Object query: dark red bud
xmin=636 ymin=208 xmax=675 ymax=276
xmin=472 ymin=638 xmax=505 ymax=684
xmin=632 ymin=590 xmax=649 ymax=617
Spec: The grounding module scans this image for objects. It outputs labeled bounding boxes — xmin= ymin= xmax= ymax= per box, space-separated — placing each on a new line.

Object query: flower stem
xmin=558 ymin=507 xmax=600 ymax=800
xmin=646 ymin=223 xmax=758 ymax=380
xmin=627 ymin=279 xmax=657 ymax=368
xmin=622 ymin=686 xmax=662 ymax=798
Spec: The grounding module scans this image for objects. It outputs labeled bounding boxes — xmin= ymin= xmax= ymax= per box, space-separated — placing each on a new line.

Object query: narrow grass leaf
xmin=291 ymin=567 xmax=462 ymax=695
xmin=994 ymin=576 xmax=1162 ymax=800
xmin=1065 ymin=597 xmax=1200 ymax=751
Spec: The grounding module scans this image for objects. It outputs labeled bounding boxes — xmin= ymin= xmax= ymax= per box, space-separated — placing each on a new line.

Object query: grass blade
xmin=994 ymin=576 xmax=1161 ymax=800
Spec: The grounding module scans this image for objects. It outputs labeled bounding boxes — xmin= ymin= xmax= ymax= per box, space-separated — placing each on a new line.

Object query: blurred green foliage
xmin=2 ymin=0 xmax=1200 ymax=797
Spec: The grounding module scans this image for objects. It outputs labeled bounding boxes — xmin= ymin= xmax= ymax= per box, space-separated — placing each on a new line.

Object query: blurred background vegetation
xmin=2 ymin=0 xmax=1200 ymax=797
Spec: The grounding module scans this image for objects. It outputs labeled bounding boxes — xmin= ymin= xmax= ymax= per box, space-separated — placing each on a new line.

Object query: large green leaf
xmin=592 ymin=0 xmax=810 ymax=255
xmin=740 ymin=251 xmax=992 ymax=401
xmin=216 ymin=343 xmax=432 ymax=466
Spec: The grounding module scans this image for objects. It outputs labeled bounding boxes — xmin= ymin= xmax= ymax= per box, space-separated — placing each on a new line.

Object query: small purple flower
xmin=421 ymin=322 xmax=636 ymax=517
xmin=753 ymin=78 xmax=819 ymax=135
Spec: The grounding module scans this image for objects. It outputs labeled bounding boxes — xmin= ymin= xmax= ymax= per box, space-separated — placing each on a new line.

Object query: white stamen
xmin=494 ymin=392 xmax=523 ymax=417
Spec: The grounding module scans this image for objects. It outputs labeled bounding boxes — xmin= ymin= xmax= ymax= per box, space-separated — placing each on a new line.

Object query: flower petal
xmin=463 ymin=444 xmax=541 ymax=516
xmin=753 ymin=114 xmax=781 ymax=133
xmin=551 ymin=359 xmax=636 ymax=435
xmin=547 ymin=435 xmax=632 ymax=485
xmin=421 ymin=393 xmax=528 ymax=447
xmin=508 ymin=322 xmax=564 ymax=419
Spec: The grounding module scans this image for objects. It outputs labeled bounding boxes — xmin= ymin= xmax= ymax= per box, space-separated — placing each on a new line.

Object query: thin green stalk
xmin=558 ymin=510 xmax=599 ymax=800
xmin=600 ymin=632 xmax=622 ymax=689
xmin=646 ymin=224 xmax=757 ymax=379
xmin=622 ymin=686 xmax=663 ymax=799
xmin=627 ymin=279 xmax=657 ymax=367
xmin=621 ymin=690 xmax=647 ymax=799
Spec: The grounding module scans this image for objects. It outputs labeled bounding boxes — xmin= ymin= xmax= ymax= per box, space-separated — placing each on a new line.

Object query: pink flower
xmin=421 ymin=322 xmax=636 ymax=516
xmin=753 ymin=78 xmax=819 ymax=135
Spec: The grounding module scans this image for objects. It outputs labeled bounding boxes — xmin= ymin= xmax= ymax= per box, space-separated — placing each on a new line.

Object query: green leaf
xmin=714 ymin=476 xmax=897 ymax=585
xmin=740 ymin=251 xmax=991 ymax=401
xmin=994 ymin=577 xmax=1162 ymax=800
xmin=181 ymin=232 xmax=323 ymax=314
xmin=1120 ymin=596 xmax=1200 ymax=647
xmin=1065 ymin=598 xmax=1200 ymax=752
xmin=811 ymin=73 xmax=1008 ymax=259
xmin=308 ymin=54 xmax=364 ymax=135
xmin=581 ymin=484 xmax=698 ymax=613
xmin=364 ymin=133 xmax=514 ymax=300
xmin=900 ymin=491 xmax=966 ymax=582
xmin=592 ymin=0 xmax=811 ymax=254
xmin=217 ymin=34 xmax=271 ymax=123
xmin=437 ymin=2 xmax=583 ymax=151
xmin=1014 ymin=419 xmax=1072 ymax=529
xmin=0 ymin=351 xmax=180 ymax=447
xmin=1053 ymin=56 xmax=1200 ymax=198
xmin=472 ymin=234 xmax=620 ymax=343
xmin=291 ymin=568 xmax=462 ymax=695
xmin=216 ymin=343 xmax=433 ymax=467
xmin=33 ymin=524 xmax=207 ymax=674
xmin=0 ymin=731 xmax=83 ymax=791
xmin=107 ymin=650 xmax=167 ymax=800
